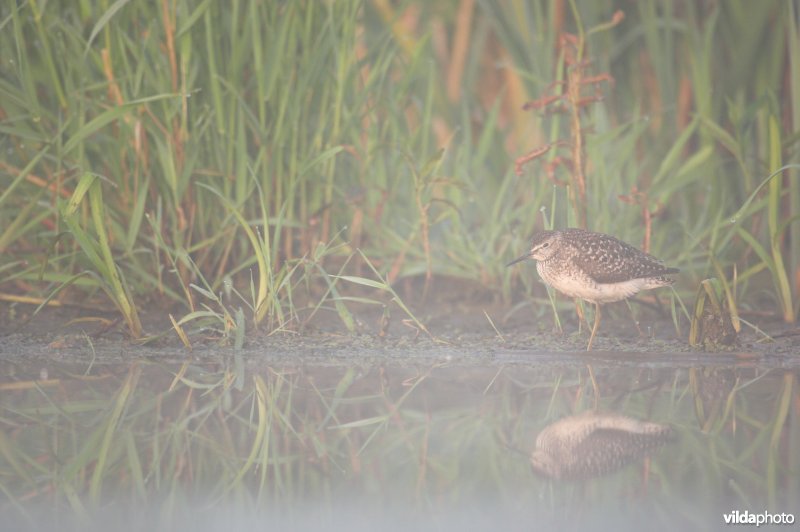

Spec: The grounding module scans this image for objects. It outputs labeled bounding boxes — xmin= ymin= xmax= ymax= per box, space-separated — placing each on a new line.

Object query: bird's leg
xmin=574 ymin=299 xmax=590 ymax=332
xmin=586 ymin=302 xmax=602 ymax=351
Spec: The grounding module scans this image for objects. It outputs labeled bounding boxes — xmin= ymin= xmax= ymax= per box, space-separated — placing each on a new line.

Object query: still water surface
xmin=1 ymin=351 xmax=798 ymax=531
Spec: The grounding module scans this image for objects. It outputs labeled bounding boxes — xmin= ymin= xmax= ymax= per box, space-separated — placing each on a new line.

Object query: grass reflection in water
xmin=0 ymin=359 xmax=797 ymax=531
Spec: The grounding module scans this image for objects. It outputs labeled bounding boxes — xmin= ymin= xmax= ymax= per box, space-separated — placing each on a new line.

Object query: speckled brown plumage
xmin=507 ymin=228 xmax=679 ymax=349
xmin=549 ymin=229 xmax=679 ymax=285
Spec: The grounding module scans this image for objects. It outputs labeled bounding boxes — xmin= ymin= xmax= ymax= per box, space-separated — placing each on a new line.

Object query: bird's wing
xmin=568 ymin=426 xmax=673 ymax=477
xmin=570 ymin=233 xmax=677 ymax=284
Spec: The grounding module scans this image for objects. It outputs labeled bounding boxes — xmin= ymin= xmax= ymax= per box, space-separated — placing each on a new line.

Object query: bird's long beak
xmin=506 ymin=252 xmax=532 ymax=267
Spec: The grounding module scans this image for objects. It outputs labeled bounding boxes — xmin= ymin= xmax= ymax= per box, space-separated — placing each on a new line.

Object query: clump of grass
xmin=688 ymin=278 xmax=738 ymax=350
xmin=0 ymin=1 xmax=798 ymax=338
xmin=336 ymin=249 xmax=435 ymax=339
xmin=60 ymin=173 xmax=143 ymax=338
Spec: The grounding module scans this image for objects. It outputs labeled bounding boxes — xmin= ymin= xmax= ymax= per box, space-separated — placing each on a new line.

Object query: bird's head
xmin=507 ymin=230 xmax=560 ymax=266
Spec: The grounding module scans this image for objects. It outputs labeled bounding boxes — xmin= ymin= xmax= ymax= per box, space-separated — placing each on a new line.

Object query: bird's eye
xmin=542 ymin=242 xmax=549 ymax=248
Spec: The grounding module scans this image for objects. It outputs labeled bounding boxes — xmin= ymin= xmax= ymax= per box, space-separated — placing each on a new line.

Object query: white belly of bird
xmin=537 ymin=262 xmax=657 ymax=304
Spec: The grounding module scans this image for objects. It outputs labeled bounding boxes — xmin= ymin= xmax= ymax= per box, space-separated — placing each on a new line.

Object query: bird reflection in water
xmin=530 ymin=412 xmax=674 ymax=480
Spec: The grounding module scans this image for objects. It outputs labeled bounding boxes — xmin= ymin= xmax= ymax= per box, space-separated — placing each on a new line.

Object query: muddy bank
xmin=2 ymin=294 xmax=798 ymax=367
